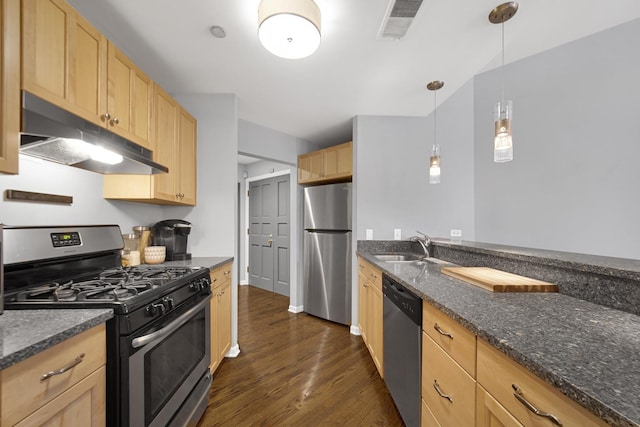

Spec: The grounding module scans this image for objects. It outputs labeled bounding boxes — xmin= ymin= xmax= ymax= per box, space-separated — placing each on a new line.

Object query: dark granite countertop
xmin=0 ymin=309 xmax=113 ymax=370
xmin=160 ymin=256 xmax=234 ymax=271
xmin=433 ymin=239 xmax=640 ymax=282
xmin=357 ymin=248 xmax=640 ymax=427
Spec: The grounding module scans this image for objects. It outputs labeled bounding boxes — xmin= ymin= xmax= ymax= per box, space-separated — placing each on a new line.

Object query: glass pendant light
xmin=427 ymin=81 xmax=444 ymax=184
xmin=489 ymin=2 xmax=518 ymax=163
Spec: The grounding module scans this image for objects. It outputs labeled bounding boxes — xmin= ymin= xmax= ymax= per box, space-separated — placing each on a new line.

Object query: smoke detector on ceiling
xmin=379 ymin=0 xmax=424 ymax=39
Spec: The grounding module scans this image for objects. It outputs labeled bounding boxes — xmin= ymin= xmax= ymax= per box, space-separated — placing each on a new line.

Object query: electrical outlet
xmin=393 ymin=229 xmax=402 ymax=240
xmin=450 ymin=229 xmax=462 ymax=238
xmin=366 ymin=229 xmax=374 ymax=240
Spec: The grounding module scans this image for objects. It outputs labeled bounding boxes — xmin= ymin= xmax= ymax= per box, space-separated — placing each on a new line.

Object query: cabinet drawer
xmin=477 ymin=339 xmax=607 ymax=427
xmin=422 ymin=333 xmax=475 ymax=427
xmin=210 ymin=262 xmax=232 ymax=289
xmin=2 ymin=324 xmax=106 ymax=426
xmin=358 ymin=259 xmax=382 ymax=291
xmin=423 ymin=300 xmax=476 ymax=377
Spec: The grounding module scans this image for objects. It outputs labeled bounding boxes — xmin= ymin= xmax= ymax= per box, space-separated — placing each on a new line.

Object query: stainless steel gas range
xmin=3 ymin=225 xmax=212 ymax=427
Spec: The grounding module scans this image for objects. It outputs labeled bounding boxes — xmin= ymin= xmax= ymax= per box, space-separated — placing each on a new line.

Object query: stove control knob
xmin=163 ymin=297 xmax=175 ymax=310
xmin=147 ymin=302 xmax=166 ymax=316
xmin=189 ymin=282 xmax=200 ymax=292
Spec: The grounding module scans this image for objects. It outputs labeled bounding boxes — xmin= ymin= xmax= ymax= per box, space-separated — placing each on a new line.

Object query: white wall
xmin=473 ymin=19 xmax=640 ymax=259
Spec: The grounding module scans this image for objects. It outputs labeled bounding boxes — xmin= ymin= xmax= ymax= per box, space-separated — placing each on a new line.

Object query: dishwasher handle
xmin=382 ymin=275 xmax=422 ymax=326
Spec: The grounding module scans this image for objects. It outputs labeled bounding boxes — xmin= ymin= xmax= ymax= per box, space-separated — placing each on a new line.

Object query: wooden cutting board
xmin=440 ymin=267 xmax=558 ymax=292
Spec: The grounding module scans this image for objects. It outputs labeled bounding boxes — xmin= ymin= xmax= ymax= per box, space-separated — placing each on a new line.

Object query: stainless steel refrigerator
xmin=303 ymin=182 xmax=352 ymax=325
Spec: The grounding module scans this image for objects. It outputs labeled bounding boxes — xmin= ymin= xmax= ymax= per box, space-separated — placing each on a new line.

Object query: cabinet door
xmin=152 ymin=84 xmax=179 ymax=202
xmin=477 ymin=384 xmax=523 ymax=427
xmin=107 ymin=42 xmax=152 ymax=149
xmin=297 ymin=150 xmax=323 ymax=184
xmin=0 ymin=0 xmax=19 ymax=174
xmin=216 ymin=277 xmax=232 ymax=362
xmin=22 ymin=0 xmax=107 ymax=126
xmin=176 ymin=106 xmax=197 ymax=205
xmin=369 ymin=284 xmax=384 ymax=377
xmin=323 ymin=141 xmax=352 ymax=180
xmin=357 ymin=270 xmax=369 ymax=345
xmin=15 ymin=366 xmax=106 ymax=427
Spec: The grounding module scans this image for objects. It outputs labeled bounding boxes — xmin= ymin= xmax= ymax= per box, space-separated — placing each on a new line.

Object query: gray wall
xmin=237 ymin=123 xmax=315 ymax=310
xmin=474 ymin=18 xmax=640 ymax=259
xmin=238 ymin=119 xmax=321 ymax=164
xmin=355 ymin=19 xmax=640 ymax=260
xmin=354 ymin=79 xmax=476 ymax=242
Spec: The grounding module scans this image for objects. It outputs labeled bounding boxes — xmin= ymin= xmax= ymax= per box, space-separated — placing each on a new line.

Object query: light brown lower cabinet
xmin=477 ymin=339 xmax=607 ymax=427
xmin=209 ymin=262 xmax=232 ymax=373
xmin=15 ymin=367 xmax=106 ymax=427
xmin=476 ymin=384 xmax=523 ymax=427
xmin=421 ymin=398 xmax=442 ymax=427
xmin=1 ymin=324 xmax=106 ymax=426
xmin=421 ymin=301 xmax=609 ymax=427
xmin=357 ymin=256 xmax=383 ymax=377
xmin=422 ymin=333 xmax=476 ymax=427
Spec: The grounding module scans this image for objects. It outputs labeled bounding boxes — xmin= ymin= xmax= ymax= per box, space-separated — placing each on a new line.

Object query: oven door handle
xmin=132 ymin=295 xmax=211 ymax=349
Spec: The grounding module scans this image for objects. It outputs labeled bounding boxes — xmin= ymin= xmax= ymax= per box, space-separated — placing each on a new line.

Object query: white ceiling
xmin=69 ymin=0 xmax=640 ymax=146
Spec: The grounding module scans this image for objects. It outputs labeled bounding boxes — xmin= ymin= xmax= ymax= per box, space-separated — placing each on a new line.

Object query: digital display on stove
xmin=50 ymin=232 xmax=81 ymax=247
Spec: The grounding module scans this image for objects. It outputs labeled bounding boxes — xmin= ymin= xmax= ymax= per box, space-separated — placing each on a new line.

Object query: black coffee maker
xmin=151 ymin=219 xmax=192 ymax=260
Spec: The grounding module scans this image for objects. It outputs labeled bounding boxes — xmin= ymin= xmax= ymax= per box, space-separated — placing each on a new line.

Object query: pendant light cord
xmin=433 ymin=91 xmax=437 ymax=145
xmin=501 ymin=22 xmax=505 ymax=103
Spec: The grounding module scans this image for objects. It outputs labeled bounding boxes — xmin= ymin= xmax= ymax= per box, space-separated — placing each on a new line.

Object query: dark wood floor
xmin=197 ymin=285 xmax=404 ymax=426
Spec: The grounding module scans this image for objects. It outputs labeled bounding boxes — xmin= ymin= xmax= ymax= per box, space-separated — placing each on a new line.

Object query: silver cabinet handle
xmin=512 ymin=384 xmax=562 ymax=426
xmin=102 ymin=113 xmax=111 ymax=121
xmin=41 ymin=353 xmax=85 ymax=381
xmin=110 ymin=117 xmax=120 ymax=125
xmin=434 ymin=323 xmax=454 ymax=339
xmin=433 ymin=380 xmax=453 ymax=403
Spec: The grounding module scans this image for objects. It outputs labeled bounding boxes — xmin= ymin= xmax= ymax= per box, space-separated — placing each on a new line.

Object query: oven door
xmin=128 ymin=293 xmax=211 ymax=427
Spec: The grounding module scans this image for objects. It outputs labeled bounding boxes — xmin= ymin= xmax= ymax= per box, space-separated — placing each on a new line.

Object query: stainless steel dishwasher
xmin=383 ymin=274 xmax=422 ymax=427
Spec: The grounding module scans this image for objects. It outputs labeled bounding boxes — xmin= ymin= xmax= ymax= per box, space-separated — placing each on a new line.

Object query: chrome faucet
xmin=409 ymin=230 xmax=431 ymax=258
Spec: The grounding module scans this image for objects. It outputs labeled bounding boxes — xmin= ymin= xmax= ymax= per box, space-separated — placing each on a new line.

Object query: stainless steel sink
xmin=374 ymin=254 xmax=424 ymax=262
xmin=373 ymin=253 xmax=452 ymax=267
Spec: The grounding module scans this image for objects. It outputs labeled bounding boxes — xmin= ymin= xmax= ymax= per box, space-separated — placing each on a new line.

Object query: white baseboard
xmin=350 ymin=325 xmax=361 ymax=336
xmin=239 ymin=280 xmax=249 ymax=286
xmin=225 ymin=344 xmax=240 ymax=358
xmin=288 ymin=305 xmax=304 ymax=313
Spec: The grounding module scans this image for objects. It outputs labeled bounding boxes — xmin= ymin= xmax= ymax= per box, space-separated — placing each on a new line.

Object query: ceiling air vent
xmin=379 ymin=0 xmax=424 ymax=39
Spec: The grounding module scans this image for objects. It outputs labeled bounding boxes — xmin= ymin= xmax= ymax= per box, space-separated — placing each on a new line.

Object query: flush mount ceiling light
xmin=427 ymin=81 xmax=444 ymax=184
xmin=489 ymin=2 xmax=518 ymax=163
xmin=258 ymin=0 xmax=321 ymax=59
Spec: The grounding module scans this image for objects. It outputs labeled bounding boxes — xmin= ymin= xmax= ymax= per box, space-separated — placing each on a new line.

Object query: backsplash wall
xmin=0 ymin=155 xmax=163 ymax=230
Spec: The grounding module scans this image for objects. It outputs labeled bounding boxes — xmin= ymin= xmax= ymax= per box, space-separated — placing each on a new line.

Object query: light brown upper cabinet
xmin=106 ymin=42 xmax=153 ymax=149
xmin=22 ymin=0 xmax=153 ymax=150
xmin=103 ymin=84 xmax=197 ymax=206
xmin=0 ymin=0 xmax=20 ymax=174
xmin=298 ymin=141 xmax=352 ymax=185
xmin=22 ymin=0 xmax=107 ymax=127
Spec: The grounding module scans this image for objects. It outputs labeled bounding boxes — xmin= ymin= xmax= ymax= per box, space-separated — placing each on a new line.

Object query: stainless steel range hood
xmin=20 ymin=92 xmax=168 ymax=175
